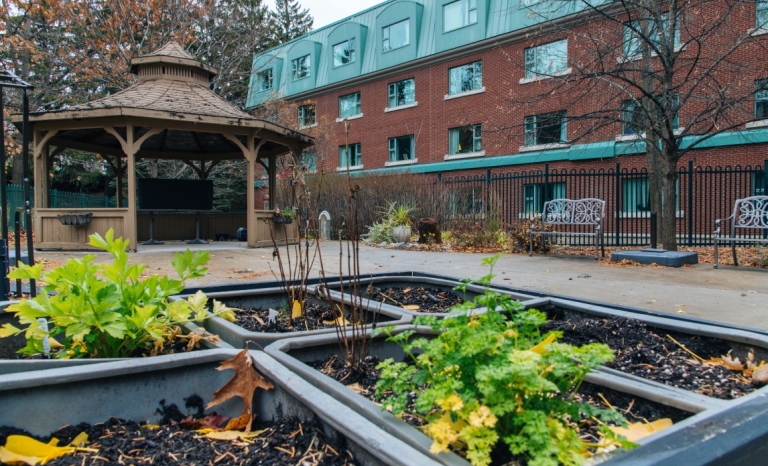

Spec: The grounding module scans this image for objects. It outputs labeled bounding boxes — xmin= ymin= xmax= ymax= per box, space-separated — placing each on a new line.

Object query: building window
xmin=622 ymin=100 xmax=645 ymax=135
xmin=257 ymin=69 xmax=273 ymax=91
xmin=449 ymin=125 xmax=482 ymax=154
xmin=522 ymin=0 xmax=543 ymax=5
xmin=450 ymin=187 xmax=483 ymax=218
xmin=388 ymin=79 xmax=415 ymax=107
xmin=448 ymin=61 xmax=482 ymax=95
xmin=444 ymin=0 xmax=477 ymax=32
xmin=301 ymin=150 xmax=317 ymax=171
xmin=298 ymin=104 xmax=316 ymax=127
xmin=758 ymin=1 xmax=768 ymax=29
xmin=333 ymin=39 xmax=355 ymax=67
xmin=339 ymin=144 xmax=362 ymax=168
xmin=524 ymin=111 xmax=567 ymax=146
xmin=388 ymin=135 xmax=414 ymax=162
xmin=291 ymin=55 xmax=311 ymax=80
xmin=382 ymin=19 xmax=409 ymax=51
xmin=756 ymin=80 xmax=768 ymax=120
xmin=754 ymin=172 xmax=766 ymax=195
xmin=622 ymin=177 xmax=679 ymax=213
xmin=623 ymin=14 xmax=679 ymax=57
xmin=524 ymin=40 xmax=568 ymax=79
xmin=339 ymin=92 xmax=361 ymax=118
xmin=524 ymin=182 xmax=566 ymax=214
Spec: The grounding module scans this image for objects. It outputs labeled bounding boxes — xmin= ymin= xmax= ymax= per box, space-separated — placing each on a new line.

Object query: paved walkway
xmin=38 ymin=241 xmax=768 ymax=330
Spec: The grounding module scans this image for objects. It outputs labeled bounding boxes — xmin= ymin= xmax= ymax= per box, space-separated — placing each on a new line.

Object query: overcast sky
xmin=264 ymin=0 xmax=385 ymax=29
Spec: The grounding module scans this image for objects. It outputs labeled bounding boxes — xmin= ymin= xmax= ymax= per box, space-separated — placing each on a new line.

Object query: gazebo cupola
xmin=14 ymin=41 xmax=313 ymax=251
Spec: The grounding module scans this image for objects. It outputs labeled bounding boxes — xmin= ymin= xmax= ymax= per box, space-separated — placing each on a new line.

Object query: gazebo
xmin=13 ymin=42 xmax=312 ymax=251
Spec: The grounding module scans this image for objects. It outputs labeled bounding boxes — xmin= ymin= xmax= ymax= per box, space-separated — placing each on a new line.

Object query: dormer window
xmin=444 ymin=0 xmax=477 ymax=32
xmin=383 ymin=19 xmax=409 ymax=51
xmin=257 ymin=69 xmax=273 ymax=91
xmin=333 ymin=39 xmax=356 ymax=67
xmin=292 ymin=55 xmax=311 ymax=80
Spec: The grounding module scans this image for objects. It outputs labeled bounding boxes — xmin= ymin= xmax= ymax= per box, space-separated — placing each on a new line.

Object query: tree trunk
xmin=660 ymin=154 xmax=678 ymax=250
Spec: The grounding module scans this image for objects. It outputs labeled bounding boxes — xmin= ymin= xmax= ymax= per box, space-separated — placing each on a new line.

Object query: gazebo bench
xmin=529 ymin=198 xmax=606 ymax=260
xmin=714 ymin=196 xmax=768 ymax=268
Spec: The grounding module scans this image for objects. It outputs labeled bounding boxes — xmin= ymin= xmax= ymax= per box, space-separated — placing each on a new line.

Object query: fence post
xmin=437 ymin=172 xmax=441 ymax=182
xmin=687 ymin=160 xmax=694 ymax=246
xmin=486 ymin=168 xmax=492 ymax=218
xmin=543 ymin=163 xmax=550 ymax=211
xmin=80 ymin=192 xmax=85 ymax=208
xmin=615 ymin=162 xmax=621 ymax=246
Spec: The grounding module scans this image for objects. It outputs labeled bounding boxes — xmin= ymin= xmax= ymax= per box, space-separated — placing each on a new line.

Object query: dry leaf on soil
xmin=207 ymin=348 xmax=274 ymax=432
xmin=609 ymin=418 xmax=672 ymax=442
xmin=0 ymin=432 xmax=92 ymax=465
xmin=196 ymin=428 xmax=268 ymax=441
xmin=291 ymin=300 xmax=303 ymax=319
xmin=323 ymin=316 xmax=352 ymax=326
xmin=402 ymin=304 xmax=420 ymax=311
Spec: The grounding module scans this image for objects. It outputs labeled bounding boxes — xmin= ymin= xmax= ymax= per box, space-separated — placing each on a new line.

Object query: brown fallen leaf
xmin=207 ymin=349 xmax=274 ymax=432
xmin=610 ymin=418 xmax=673 ymax=442
xmin=180 ymin=413 xmax=228 ymax=430
xmin=346 ymin=383 xmax=366 ymax=394
xmin=402 ymin=304 xmax=420 ymax=311
xmin=223 ymin=414 xmax=252 ymax=431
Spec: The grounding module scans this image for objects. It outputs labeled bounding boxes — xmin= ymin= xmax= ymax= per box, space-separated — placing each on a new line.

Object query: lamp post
xmin=0 ymin=70 xmax=34 ymax=298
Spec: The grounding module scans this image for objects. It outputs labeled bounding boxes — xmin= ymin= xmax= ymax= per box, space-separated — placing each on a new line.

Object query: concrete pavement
xmin=36 ymin=240 xmax=768 ymax=330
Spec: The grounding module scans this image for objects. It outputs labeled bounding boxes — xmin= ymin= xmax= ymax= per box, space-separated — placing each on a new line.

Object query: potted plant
xmin=272 ymin=206 xmax=295 ymax=224
xmin=0 ymin=229 xmax=235 ymax=372
xmin=386 ymin=202 xmax=414 ymax=243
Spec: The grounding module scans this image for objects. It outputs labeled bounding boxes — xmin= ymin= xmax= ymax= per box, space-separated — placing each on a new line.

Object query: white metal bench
xmin=529 ymin=198 xmax=606 ymax=260
xmin=714 ymin=196 xmax=768 ymax=268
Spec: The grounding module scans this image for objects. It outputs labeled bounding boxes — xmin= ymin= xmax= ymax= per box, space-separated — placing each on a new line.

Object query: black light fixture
xmin=0 ymin=70 xmax=35 ymax=298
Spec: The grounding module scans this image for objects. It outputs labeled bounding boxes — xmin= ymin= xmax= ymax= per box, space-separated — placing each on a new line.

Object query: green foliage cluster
xmin=374 ymin=255 xmax=631 ymax=466
xmin=0 ymin=229 xmax=235 ymax=359
xmin=363 ymin=202 xmax=415 ymax=243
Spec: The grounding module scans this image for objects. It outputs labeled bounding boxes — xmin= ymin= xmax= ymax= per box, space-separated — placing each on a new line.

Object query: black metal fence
xmin=437 ymin=160 xmax=768 ymax=247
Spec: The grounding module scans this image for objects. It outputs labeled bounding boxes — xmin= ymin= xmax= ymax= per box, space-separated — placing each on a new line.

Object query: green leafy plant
xmin=363 ymin=201 xmax=415 ymax=243
xmin=0 ymin=229 xmax=235 ymax=359
xmin=384 ymin=201 xmax=415 ymax=227
xmin=374 ymin=254 xmax=631 ymax=466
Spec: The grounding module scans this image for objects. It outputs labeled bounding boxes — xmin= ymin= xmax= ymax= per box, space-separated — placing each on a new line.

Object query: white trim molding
xmin=518 ymin=143 xmax=570 ymax=153
xmin=444 ymin=150 xmax=486 ymax=161
xmin=615 ymin=128 xmax=684 ymax=141
xmin=519 ymin=68 xmax=573 ymax=85
xmin=620 ymin=210 xmax=685 ymax=219
xmin=748 ymin=28 xmax=768 ymax=37
xmin=336 ymin=164 xmax=364 ymax=172
xmin=384 ymin=102 xmax=418 ymax=113
xmin=335 ymin=113 xmax=363 ymax=123
xmin=444 ymin=87 xmax=486 ymax=101
xmin=746 ymin=119 xmax=768 ymax=129
xmin=384 ymin=158 xmax=418 ymax=167
xmin=298 ymin=122 xmax=318 ymax=130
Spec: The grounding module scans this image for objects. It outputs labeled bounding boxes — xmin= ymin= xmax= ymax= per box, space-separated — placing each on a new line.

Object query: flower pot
xmin=272 ymin=213 xmax=293 ymax=224
xmin=171 ymin=286 xmax=412 ymax=349
xmin=264 ymin=325 xmax=745 ymax=465
xmin=392 ymin=225 xmax=411 ymax=243
xmin=0 ymin=349 xmax=441 ymax=466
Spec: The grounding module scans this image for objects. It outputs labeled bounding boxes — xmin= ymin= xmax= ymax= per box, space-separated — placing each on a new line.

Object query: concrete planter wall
xmin=320 ymin=275 xmax=535 ymax=318
xmin=172 ymin=286 xmax=412 ymax=349
xmin=0 ymin=349 xmax=440 ymax=466
xmin=264 ymin=325 xmax=745 ymax=465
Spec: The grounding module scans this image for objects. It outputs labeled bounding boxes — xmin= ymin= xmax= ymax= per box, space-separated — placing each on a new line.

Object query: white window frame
xmin=339 ymin=143 xmax=362 ymax=169
xmin=332 ymin=39 xmax=356 ymax=68
xmin=443 ymin=0 xmax=478 ymax=33
xmin=382 ymin=19 xmax=410 ymax=52
xmin=448 ymin=61 xmax=483 ymax=96
xmin=298 ymin=104 xmax=316 ymax=128
xmin=257 ymin=69 xmax=273 ymax=91
xmin=291 ymin=55 xmax=311 ymax=81
xmin=387 ymin=135 xmax=415 ymax=163
xmin=523 ymin=111 xmax=567 ymax=147
xmin=338 ymin=92 xmax=362 ymax=120
xmin=387 ymin=78 xmax=416 ymax=109
xmin=448 ymin=124 xmax=482 ymax=155
xmin=523 ymin=40 xmax=568 ymax=80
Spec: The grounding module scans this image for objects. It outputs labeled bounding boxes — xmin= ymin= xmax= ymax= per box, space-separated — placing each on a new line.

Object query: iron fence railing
xmin=437 ymin=160 xmax=768 ymax=247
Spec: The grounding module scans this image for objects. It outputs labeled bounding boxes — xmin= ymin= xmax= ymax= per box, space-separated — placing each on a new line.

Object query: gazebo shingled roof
xmin=13 ymin=41 xmax=313 ymax=251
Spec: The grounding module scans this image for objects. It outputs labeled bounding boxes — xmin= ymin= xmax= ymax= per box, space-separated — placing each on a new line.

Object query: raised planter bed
xmin=265 ymin=325 xmax=732 ymax=465
xmin=0 ymin=349 xmax=440 ymax=466
xmin=172 ymin=286 xmax=412 ymax=349
xmin=524 ymin=297 xmax=768 ymax=401
xmin=320 ymin=275 xmax=535 ymax=317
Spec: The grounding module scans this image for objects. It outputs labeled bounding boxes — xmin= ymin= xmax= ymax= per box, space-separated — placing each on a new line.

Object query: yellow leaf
xmin=402 ymin=304 xmax=420 ymax=311
xmin=0 ymin=323 xmax=23 ymax=338
xmin=291 ymin=301 xmax=302 ymax=319
xmin=322 ymin=316 xmax=351 ymax=326
xmin=203 ymin=429 xmax=267 ymax=441
xmin=0 ymin=433 xmax=90 ymax=465
xmin=530 ymin=333 xmax=557 ymax=355
xmin=610 ymin=419 xmax=673 ymax=442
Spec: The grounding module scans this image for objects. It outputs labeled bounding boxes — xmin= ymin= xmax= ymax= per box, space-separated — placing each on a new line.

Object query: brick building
xmin=247 ymin=0 xmax=768 ymax=242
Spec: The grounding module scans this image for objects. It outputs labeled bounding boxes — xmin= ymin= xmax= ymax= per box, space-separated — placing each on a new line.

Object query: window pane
xmin=623 ymin=100 xmax=644 ymax=135
xmin=333 ymin=39 xmax=355 ymax=67
xmin=444 ymin=0 xmax=464 ymax=32
xmin=758 ymin=1 xmax=768 ymax=28
xmin=383 ymin=20 xmax=409 ymax=51
xmin=624 ymin=14 xmax=677 ymax=57
xmin=302 ymin=151 xmax=317 ymax=171
xmin=389 ymin=79 xmax=415 ymax=107
xmin=339 ymin=93 xmax=361 ymax=118
xmin=623 ymin=178 xmax=650 ymax=213
xmin=298 ymin=104 xmax=315 ymax=127
xmin=754 ymin=172 xmax=766 ymax=195
xmin=756 ymin=81 xmax=768 ymax=120
xmin=526 ymin=40 xmax=567 ymax=78
xmin=525 ymin=112 xmax=565 ymax=146
xmin=448 ymin=61 xmax=482 ymax=95
xmin=292 ymin=55 xmax=310 ymax=80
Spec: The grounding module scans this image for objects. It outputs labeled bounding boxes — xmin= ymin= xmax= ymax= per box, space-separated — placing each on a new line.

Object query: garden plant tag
xmin=37 ymin=318 xmax=50 ymax=354
xmin=267 ymin=308 xmax=279 ymax=325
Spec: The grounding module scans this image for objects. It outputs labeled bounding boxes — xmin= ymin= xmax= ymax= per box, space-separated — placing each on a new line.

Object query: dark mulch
xmin=312 ymin=354 xmax=690 ymax=465
xmin=0 ymin=401 xmax=358 ymax=465
xmin=234 ymin=302 xmax=340 ymax=333
xmin=540 ymin=306 xmax=756 ymax=400
xmin=367 ymin=287 xmax=463 ymax=313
